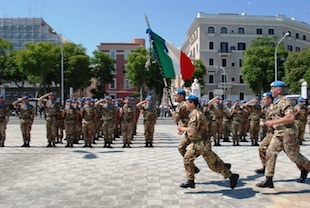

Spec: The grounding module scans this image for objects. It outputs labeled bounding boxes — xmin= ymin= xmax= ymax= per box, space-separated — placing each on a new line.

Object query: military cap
xmin=66 ymin=99 xmax=72 ymax=102
xmin=85 ymin=97 xmax=91 ymax=101
xmin=233 ymin=99 xmax=239 ymax=103
xmin=124 ymin=96 xmax=130 ymax=100
xmin=175 ymin=89 xmax=186 ymax=96
xmin=297 ymin=97 xmax=305 ymax=103
xmin=262 ymin=92 xmax=272 ymax=98
xmin=270 ymin=80 xmax=286 ymax=87
xmin=105 ymin=95 xmax=112 ymax=99
xmin=0 ymin=94 xmax=4 ymax=98
xmin=185 ymin=95 xmax=199 ymax=102
xmin=23 ymin=95 xmax=29 ymax=99
xmin=241 ymin=100 xmax=247 ymax=103
xmin=145 ymin=95 xmax=153 ymax=101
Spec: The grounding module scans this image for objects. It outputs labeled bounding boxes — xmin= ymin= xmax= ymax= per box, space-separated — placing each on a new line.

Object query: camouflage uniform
xmin=247 ymin=104 xmax=261 ymax=146
xmin=222 ymin=104 xmax=232 ymax=141
xmin=240 ymin=106 xmax=250 ymax=141
xmin=230 ymin=103 xmax=243 ymax=146
xmin=100 ymin=103 xmax=116 ymax=147
xmin=120 ymin=103 xmax=135 ymax=147
xmin=260 ymin=105 xmax=268 ymax=141
xmin=265 ymin=95 xmax=310 ymax=177
xmin=44 ymin=100 xmax=60 ymax=147
xmin=56 ymin=104 xmax=64 ymax=144
xmin=0 ymin=101 xmax=9 ymax=147
xmin=142 ymin=103 xmax=157 ymax=146
xmin=74 ymin=103 xmax=82 ymax=143
xmin=209 ymin=103 xmax=223 ymax=146
xmin=81 ymin=103 xmax=97 ymax=147
xmin=18 ymin=103 xmax=34 ymax=146
xmin=183 ymin=108 xmax=233 ymax=181
xmin=63 ymin=105 xmax=77 ymax=147
xmin=294 ymin=104 xmax=307 ymax=145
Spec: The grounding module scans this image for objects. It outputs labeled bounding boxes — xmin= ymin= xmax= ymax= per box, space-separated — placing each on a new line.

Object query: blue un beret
xmin=23 ymin=95 xmax=29 ymax=99
xmin=175 ymin=89 xmax=186 ymax=96
xmin=0 ymin=94 xmax=4 ymax=98
xmin=105 ymin=95 xmax=112 ymax=99
xmin=270 ymin=81 xmax=286 ymax=87
xmin=262 ymin=92 xmax=272 ymax=98
xmin=297 ymin=97 xmax=305 ymax=103
xmin=185 ymin=95 xmax=199 ymax=102
xmin=66 ymin=99 xmax=72 ymax=102
xmin=145 ymin=96 xmax=153 ymax=101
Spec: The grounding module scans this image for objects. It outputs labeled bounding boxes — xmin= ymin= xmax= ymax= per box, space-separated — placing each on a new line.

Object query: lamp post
xmin=54 ymin=31 xmax=64 ymax=105
xmin=220 ymin=66 xmax=227 ymax=99
xmin=274 ymin=32 xmax=290 ymax=81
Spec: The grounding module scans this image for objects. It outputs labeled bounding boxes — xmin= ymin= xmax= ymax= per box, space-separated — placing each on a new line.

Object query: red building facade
xmin=97 ymin=38 xmax=145 ymax=99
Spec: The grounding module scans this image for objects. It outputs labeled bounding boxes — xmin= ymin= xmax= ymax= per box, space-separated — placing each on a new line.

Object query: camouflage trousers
xmin=102 ymin=120 xmax=114 ymax=143
xmin=295 ymin=120 xmax=306 ymax=144
xmin=178 ymin=133 xmax=192 ymax=156
xmin=82 ymin=121 xmax=94 ymax=143
xmin=250 ymin=120 xmax=260 ymax=143
xmin=210 ymin=120 xmax=222 ymax=143
xmin=222 ymin=119 xmax=231 ymax=139
xmin=265 ymin=127 xmax=310 ymax=177
xmin=56 ymin=119 xmax=64 ymax=139
xmin=240 ymin=121 xmax=249 ymax=138
xmin=20 ymin=119 xmax=32 ymax=142
xmin=260 ymin=124 xmax=268 ymax=141
xmin=46 ymin=117 xmax=57 ymax=143
xmin=144 ymin=121 xmax=155 ymax=143
xmin=0 ymin=121 xmax=7 ymax=143
xmin=64 ymin=120 xmax=76 ymax=145
xmin=258 ymin=132 xmax=273 ymax=167
xmin=231 ymin=121 xmax=241 ymax=142
xmin=122 ymin=122 xmax=133 ymax=144
xmin=184 ymin=139 xmax=232 ymax=180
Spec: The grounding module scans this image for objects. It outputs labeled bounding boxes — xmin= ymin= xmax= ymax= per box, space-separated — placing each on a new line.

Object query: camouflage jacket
xmin=174 ymin=100 xmax=190 ymax=126
xmin=19 ymin=104 xmax=34 ymax=120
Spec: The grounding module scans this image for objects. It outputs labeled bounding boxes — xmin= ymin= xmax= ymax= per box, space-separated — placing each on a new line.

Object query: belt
xmin=192 ymin=138 xmax=208 ymax=144
xmin=276 ymin=123 xmax=294 ymax=130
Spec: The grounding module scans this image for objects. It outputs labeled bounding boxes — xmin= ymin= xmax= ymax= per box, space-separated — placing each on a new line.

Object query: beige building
xmin=179 ymin=12 xmax=310 ymax=100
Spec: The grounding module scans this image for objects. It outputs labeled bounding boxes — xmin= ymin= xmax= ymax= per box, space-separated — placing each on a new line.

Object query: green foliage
xmin=0 ymin=38 xmax=13 ymax=84
xmin=183 ymin=59 xmax=206 ymax=91
xmin=241 ymin=36 xmax=288 ymax=95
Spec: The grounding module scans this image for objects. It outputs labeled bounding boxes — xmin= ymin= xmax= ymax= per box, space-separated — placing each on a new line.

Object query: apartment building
xmin=180 ymin=12 xmax=310 ymax=100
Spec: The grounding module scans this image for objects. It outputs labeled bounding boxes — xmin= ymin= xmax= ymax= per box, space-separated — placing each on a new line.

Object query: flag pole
xmin=144 ymin=14 xmax=176 ymax=110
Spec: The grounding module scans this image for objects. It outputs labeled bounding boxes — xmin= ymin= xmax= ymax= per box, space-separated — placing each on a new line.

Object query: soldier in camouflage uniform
xmin=222 ymin=99 xmax=232 ymax=142
xmin=255 ymin=92 xmax=274 ymax=174
xmin=93 ymin=98 xmax=102 ymax=143
xmin=0 ymin=94 xmax=10 ymax=147
xmin=113 ymin=98 xmax=122 ymax=139
xmin=230 ymin=100 xmax=243 ymax=146
xmin=80 ymin=97 xmax=97 ymax=148
xmin=294 ymin=97 xmax=308 ymax=145
xmin=39 ymin=92 xmax=60 ymax=147
xmin=95 ymin=96 xmax=117 ymax=148
xmin=208 ymin=97 xmax=224 ymax=146
xmin=244 ymin=98 xmax=262 ymax=146
xmin=257 ymin=81 xmax=310 ymax=188
xmin=119 ymin=97 xmax=136 ymax=148
xmin=73 ymin=100 xmax=82 ymax=144
xmin=136 ymin=95 xmax=157 ymax=147
xmin=240 ymin=100 xmax=250 ymax=142
xmin=12 ymin=96 xmax=34 ymax=147
xmin=56 ymin=98 xmax=64 ymax=144
xmin=62 ymin=99 xmax=78 ymax=148
xmin=177 ymin=95 xmax=239 ymax=189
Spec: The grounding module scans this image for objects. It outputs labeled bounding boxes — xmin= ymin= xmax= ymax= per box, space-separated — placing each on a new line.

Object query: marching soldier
xmin=119 ymin=97 xmax=136 ymax=148
xmin=294 ymin=97 xmax=308 ymax=145
xmin=12 ymin=96 xmax=34 ymax=147
xmin=136 ymin=95 xmax=157 ymax=147
xmin=80 ymin=97 xmax=97 ymax=148
xmin=0 ymin=94 xmax=10 ymax=147
xmin=38 ymin=92 xmax=60 ymax=147
xmin=62 ymin=99 xmax=78 ymax=148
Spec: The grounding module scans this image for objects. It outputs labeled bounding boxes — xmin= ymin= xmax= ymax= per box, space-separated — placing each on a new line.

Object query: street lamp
xmin=274 ymin=32 xmax=290 ymax=81
xmin=54 ymin=31 xmax=64 ymax=105
xmin=220 ymin=66 xmax=227 ymax=99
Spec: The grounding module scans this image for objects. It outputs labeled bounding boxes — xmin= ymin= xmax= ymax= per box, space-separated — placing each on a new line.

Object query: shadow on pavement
xmin=185 ymin=187 xmax=258 ymax=199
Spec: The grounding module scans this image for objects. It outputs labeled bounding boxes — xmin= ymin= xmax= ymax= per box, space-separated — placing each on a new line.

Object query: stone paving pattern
xmin=0 ymin=117 xmax=310 ymax=208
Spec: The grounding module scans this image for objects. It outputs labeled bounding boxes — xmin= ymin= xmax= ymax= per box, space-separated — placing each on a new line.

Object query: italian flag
xmin=148 ymin=29 xmax=195 ymax=80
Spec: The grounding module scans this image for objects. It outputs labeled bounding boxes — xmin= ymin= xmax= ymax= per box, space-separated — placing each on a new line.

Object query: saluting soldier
xmin=208 ymin=96 xmax=223 ymax=146
xmin=119 ymin=97 xmax=136 ymax=148
xmin=222 ymin=99 xmax=232 ymax=142
xmin=136 ymin=95 xmax=157 ymax=147
xmin=230 ymin=100 xmax=243 ymax=146
xmin=240 ymin=100 xmax=250 ymax=142
xmin=12 ymin=96 xmax=34 ymax=147
xmin=0 ymin=94 xmax=10 ymax=147
xmin=294 ymin=97 xmax=308 ymax=145
xmin=62 ymin=99 xmax=78 ymax=148
xmin=244 ymin=97 xmax=262 ymax=146
xmin=80 ymin=97 xmax=97 ymax=148
xmin=56 ymin=98 xmax=65 ymax=144
xmin=38 ymin=92 xmax=60 ymax=147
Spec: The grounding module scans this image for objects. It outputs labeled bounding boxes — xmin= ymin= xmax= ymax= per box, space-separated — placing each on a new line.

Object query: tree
xmin=241 ymin=36 xmax=288 ymax=95
xmin=90 ymin=50 xmax=115 ymax=98
xmin=0 ymin=38 xmax=13 ymax=85
xmin=183 ymin=59 xmax=206 ymax=92
xmin=284 ymin=47 xmax=310 ymax=93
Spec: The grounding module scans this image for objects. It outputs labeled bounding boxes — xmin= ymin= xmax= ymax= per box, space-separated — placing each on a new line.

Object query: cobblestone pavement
xmin=0 ymin=117 xmax=310 ymax=208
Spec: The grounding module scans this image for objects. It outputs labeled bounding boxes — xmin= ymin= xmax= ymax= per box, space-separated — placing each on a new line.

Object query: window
xmin=110 ymin=50 xmax=116 ymax=59
xmin=209 ymin=42 xmax=214 ymax=50
xmin=239 ymin=75 xmax=244 ymax=83
xmin=208 ymin=27 xmax=215 ymax=33
xmin=256 ymin=28 xmax=262 ymax=34
xmin=109 ymin=78 xmax=116 ymax=89
xmin=303 ymin=35 xmax=307 ymax=41
xmin=296 ymin=47 xmax=301 ymax=52
xmin=239 ymin=92 xmax=245 ymax=100
xmin=296 ymin=33 xmax=300 ymax=39
xmin=238 ymin=28 xmax=244 ymax=34
xmin=111 ymin=64 xmax=116 ymax=75
xmin=231 ymin=62 xmax=235 ymax=67
xmin=287 ymin=45 xmax=293 ymax=51
xmin=222 ymin=59 xmax=227 ymax=67
xmin=209 ymin=92 xmax=214 ymax=99
xmin=124 ymin=79 xmax=131 ymax=89
xmin=209 ymin=74 xmax=214 ymax=83
xmin=238 ymin=43 xmax=246 ymax=50
xmin=221 ymin=74 xmax=227 ymax=82
xmin=209 ymin=58 xmax=214 ymax=66
xmin=220 ymin=27 xmax=227 ymax=34
xmin=230 ymin=46 xmax=236 ymax=51
xmin=268 ymin=29 xmax=274 ymax=35
xmin=220 ymin=42 xmax=228 ymax=53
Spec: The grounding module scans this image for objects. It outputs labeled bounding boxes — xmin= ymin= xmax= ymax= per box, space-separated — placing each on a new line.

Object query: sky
xmin=2 ymin=0 xmax=310 ymax=56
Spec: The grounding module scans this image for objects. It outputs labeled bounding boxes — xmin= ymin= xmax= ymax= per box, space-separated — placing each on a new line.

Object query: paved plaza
xmin=0 ymin=117 xmax=310 ymax=208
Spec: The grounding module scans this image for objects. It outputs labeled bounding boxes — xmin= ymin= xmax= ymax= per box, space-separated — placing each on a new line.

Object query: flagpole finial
xmin=144 ymin=13 xmax=150 ymax=28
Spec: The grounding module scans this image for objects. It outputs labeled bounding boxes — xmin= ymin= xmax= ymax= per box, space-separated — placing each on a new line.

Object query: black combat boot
xmin=70 ymin=143 xmax=73 ymax=148
xmin=25 ymin=141 xmax=30 ymax=147
xmin=21 ymin=141 xmax=27 ymax=147
xmin=145 ymin=142 xmax=149 ymax=147
xmin=256 ymin=176 xmax=274 ymax=188
xmin=194 ymin=166 xmax=200 ymax=174
xmin=46 ymin=142 xmax=52 ymax=147
xmin=180 ymin=179 xmax=195 ymax=188
xmin=297 ymin=169 xmax=308 ymax=183
xmin=88 ymin=143 xmax=93 ymax=148
xmin=255 ymin=167 xmax=265 ymax=174
xmin=224 ymin=163 xmax=232 ymax=170
xmin=229 ymin=174 xmax=239 ymax=189
xmin=52 ymin=142 xmax=56 ymax=147
xmin=65 ymin=143 xmax=70 ymax=147
xmin=149 ymin=142 xmax=153 ymax=147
